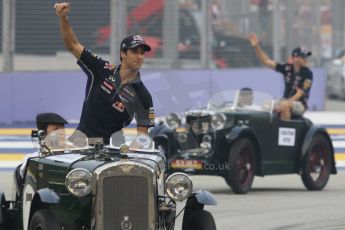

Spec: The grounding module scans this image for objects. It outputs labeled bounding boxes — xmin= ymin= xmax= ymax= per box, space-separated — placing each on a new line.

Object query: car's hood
xmin=42 ymin=151 xmax=165 ymax=174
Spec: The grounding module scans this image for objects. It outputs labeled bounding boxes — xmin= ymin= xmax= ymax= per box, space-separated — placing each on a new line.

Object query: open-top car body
xmin=150 ymin=90 xmax=337 ymax=194
xmin=0 ymin=129 xmax=217 ymax=230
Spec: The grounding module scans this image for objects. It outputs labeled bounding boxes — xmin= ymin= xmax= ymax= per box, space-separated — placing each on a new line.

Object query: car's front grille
xmin=103 ymin=176 xmax=149 ymax=230
xmin=93 ymin=162 xmax=156 ymax=230
xmin=187 ymin=115 xmax=212 ymax=135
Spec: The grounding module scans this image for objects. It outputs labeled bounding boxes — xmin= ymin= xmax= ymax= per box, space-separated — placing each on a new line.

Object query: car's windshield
xmin=44 ymin=129 xmax=89 ymax=151
xmin=109 ymin=129 xmax=155 ymax=152
xmin=207 ymin=89 xmax=273 ymax=111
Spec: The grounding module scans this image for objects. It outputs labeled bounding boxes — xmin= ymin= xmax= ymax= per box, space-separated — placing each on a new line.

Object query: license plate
xmin=170 ymin=160 xmax=203 ymax=170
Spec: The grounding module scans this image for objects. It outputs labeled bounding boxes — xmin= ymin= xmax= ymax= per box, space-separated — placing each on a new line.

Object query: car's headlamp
xmin=211 ymin=113 xmax=227 ymax=130
xmin=165 ymin=113 xmax=181 ymax=129
xmin=166 ymin=173 xmax=193 ymax=202
xmin=65 ymin=168 xmax=93 ymax=197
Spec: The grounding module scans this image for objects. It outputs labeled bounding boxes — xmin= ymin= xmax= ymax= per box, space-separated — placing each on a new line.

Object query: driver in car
xmin=236 ymin=87 xmax=261 ymax=110
xmin=19 ymin=113 xmax=68 ymax=178
xmin=249 ymin=33 xmax=313 ymax=120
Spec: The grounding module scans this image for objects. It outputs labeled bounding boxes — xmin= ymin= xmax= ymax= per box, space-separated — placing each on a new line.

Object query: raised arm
xmin=55 ymin=3 xmax=84 ymax=59
xmin=249 ymin=33 xmax=276 ymax=69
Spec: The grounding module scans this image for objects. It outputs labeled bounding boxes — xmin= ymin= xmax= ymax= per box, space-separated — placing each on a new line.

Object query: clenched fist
xmin=248 ymin=33 xmax=259 ymax=47
xmin=54 ymin=2 xmax=70 ymax=17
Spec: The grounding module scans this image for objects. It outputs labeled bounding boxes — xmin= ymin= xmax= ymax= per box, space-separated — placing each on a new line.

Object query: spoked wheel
xmin=301 ymin=134 xmax=332 ymax=191
xmin=225 ymin=138 xmax=256 ymax=194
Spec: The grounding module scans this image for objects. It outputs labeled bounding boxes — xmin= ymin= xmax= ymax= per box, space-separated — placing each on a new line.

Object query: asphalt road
xmin=1 ymin=172 xmax=344 ymax=230
xmin=188 ymin=173 xmax=345 ymax=230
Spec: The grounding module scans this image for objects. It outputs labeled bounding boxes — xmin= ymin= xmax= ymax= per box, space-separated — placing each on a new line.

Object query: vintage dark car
xmin=0 ymin=129 xmax=217 ymax=230
xmin=150 ymin=90 xmax=337 ymax=194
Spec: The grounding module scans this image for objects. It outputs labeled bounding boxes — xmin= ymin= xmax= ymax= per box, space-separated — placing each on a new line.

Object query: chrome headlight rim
xmin=211 ymin=113 xmax=227 ymax=130
xmin=165 ymin=172 xmax=193 ymax=202
xmin=165 ymin=113 xmax=182 ymax=130
xmin=65 ymin=168 xmax=93 ymax=197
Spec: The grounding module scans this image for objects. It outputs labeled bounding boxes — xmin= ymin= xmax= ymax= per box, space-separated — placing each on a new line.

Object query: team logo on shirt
xmin=112 ymin=100 xmax=125 ymax=112
xmin=149 ymin=107 xmax=155 ymax=119
xmin=101 ymin=85 xmax=111 ymax=94
xmin=104 ymin=63 xmax=115 ymax=70
xmin=149 ymin=107 xmax=155 ymax=125
xmin=103 ymin=81 xmax=114 ymax=91
xmin=123 ymin=86 xmax=136 ymax=97
xmin=303 ymin=79 xmax=312 ymax=89
xmin=107 ymin=75 xmax=116 ymax=82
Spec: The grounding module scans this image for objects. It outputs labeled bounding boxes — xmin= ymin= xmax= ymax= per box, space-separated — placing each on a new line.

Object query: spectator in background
xmin=249 ymin=33 xmax=313 ymax=120
xmin=54 ymin=2 xmax=155 ymax=144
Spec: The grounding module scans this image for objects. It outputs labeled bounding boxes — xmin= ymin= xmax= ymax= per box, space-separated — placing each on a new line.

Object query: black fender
xmin=225 ymin=125 xmax=263 ymax=175
xmin=28 ymin=188 xmax=60 ymax=226
xmin=35 ymin=188 xmax=60 ymax=204
xmin=181 ymin=190 xmax=216 ymax=230
xmin=0 ymin=192 xmax=6 ymax=225
xmin=300 ymin=126 xmax=337 ymax=174
xmin=225 ymin=125 xmax=255 ymax=143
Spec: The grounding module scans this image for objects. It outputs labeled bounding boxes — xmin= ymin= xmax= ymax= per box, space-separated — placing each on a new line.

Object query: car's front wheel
xmin=301 ymin=134 xmax=332 ymax=191
xmin=225 ymin=138 xmax=256 ymax=194
xmin=182 ymin=210 xmax=216 ymax=230
xmin=29 ymin=209 xmax=60 ymax=230
xmin=0 ymin=194 xmax=7 ymax=230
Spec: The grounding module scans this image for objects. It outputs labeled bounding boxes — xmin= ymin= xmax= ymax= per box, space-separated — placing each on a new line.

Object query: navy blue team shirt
xmin=76 ymin=49 xmax=155 ymax=144
xmin=275 ymin=63 xmax=313 ymax=108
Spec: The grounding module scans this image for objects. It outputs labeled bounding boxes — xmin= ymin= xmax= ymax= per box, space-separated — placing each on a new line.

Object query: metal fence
xmin=1 ymin=0 xmax=345 ymax=72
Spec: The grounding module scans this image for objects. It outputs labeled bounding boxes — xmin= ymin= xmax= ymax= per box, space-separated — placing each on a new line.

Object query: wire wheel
xmin=225 ymin=138 xmax=256 ymax=194
xmin=301 ymin=135 xmax=332 ymax=191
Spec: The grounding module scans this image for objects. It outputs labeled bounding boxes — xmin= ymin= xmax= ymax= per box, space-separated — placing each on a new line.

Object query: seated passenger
xmin=19 ymin=113 xmax=68 ymax=178
xmin=236 ymin=88 xmax=261 ymax=110
xmin=249 ymin=33 xmax=313 ymax=120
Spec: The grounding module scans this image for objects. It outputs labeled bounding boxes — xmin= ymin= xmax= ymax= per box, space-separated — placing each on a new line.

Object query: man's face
xmin=45 ymin=124 xmax=66 ymax=149
xmin=46 ymin=124 xmax=65 ymax=135
xmin=239 ymin=92 xmax=253 ymax=106
xmin=292 ymin=56 xmax=307 ymax=66
xmin=121 ymin=46 xmax=146 ymax=71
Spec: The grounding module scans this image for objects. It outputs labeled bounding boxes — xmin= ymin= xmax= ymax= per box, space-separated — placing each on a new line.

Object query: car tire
xmin=0 ymin=194 xmax=7 ymax=230
xmin=28 ymin=209 xmax=60 ymax=230
xmin=301 ymin=134 xmax=332 ymax=191
xmin=182 ymin=210 xmax=216 ymax=230
xmin=225 ymin=138 xmax=256 ymax=194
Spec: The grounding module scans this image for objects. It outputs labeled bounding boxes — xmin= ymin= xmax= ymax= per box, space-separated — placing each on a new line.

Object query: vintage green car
xmin=150 ymin=90 xmax=337 ymax=194
xmin=0 ymin=129 xmax=217 ymax=230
